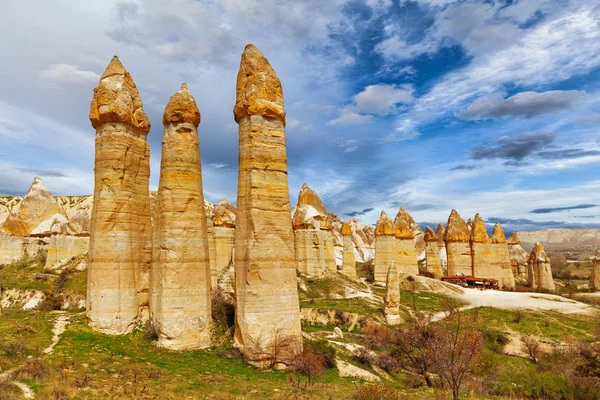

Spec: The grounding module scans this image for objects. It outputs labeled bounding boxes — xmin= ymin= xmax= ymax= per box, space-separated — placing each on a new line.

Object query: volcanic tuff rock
xmin=341 ymin=221 xmax=357 ymax=278
xmin=528 ymin=242 xmax=555 ymax=292
xmin=424 ymin=227 xmax=442 ymax=279
xmin=374 ymin=211 xmax=397 ymax=284
xmin=152 ymin=83 xmax=212 ymax=350
xmin=212 ymin=198 xmax=236 ymax=284
xmin=383 ymin=261 xmax=402 ymax=325
xmin=396 ymin=207 xmax=426 ymax=258
xmin=87 ymin=56 xmax=152 ymax=334
xmin=591 ymin=250 xmax=600 ymax=290
xmin=445 ymin=209 xmax=472 ymax=276
xmin=517 ymin=228 xmax=600 ymax=259
xmin=330 ymin=216 xmax=375 ymax=267
xmin=232 ymin=44 xmax=302 ymax=366
xmin=490 ymin=223 xmax=516 ymax=289
xmin=1 ymin=177 xmax=67 ymax=236
xmin=507 ymin=232 xmax=529 ymax=280
xmin=436 ymin=223 xmax=447 ymax=274
xmin=394 ymin=210 xmax=418 ymax=275
xmin=292 ymin=184 xmax=334 ymax=277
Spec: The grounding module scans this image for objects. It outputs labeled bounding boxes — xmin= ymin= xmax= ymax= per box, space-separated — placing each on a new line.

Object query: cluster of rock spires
xmin=5 ymin=43 xmax=595 ymax=363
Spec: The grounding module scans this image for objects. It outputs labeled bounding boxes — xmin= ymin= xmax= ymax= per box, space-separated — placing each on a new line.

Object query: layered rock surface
xmin=212 ymin=199 xmax=236 ymax=284
xmin=445 ymin=209 xmax=472 ymax=276
xmin=591 ymin=250 xmax=600 ymax=290
xmin=424 ymin=227 xmax=442 ymax=279
xmin=152 ymin=84 xmax=212 ymax=350
xmin=436 ymin=223 xmax=447 ymax=274
xmin=507 ymin=232 xmax=529 ymax=281
xmin=341 ymin=221 xmax=357 ymax=278
xmin=490 ymin=223 xmax=516 ymax=290
xmin=383 ymin=261 xmax=402 ymax=325
xmin=374 ymin=211 xmax=397 ymax=284
xmin=87 ymin=56 xmax=152 ymax=334
xmin=232 ymin=45 xmax=302 ymax=365
xmin=528 ymin=242 xmax=555 ymax=292
xmin=394 ymin=210 xmax=418 ymax=275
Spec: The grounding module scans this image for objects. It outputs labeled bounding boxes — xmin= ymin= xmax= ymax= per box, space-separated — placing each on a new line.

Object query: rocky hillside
xmin=517 ymin=228 xmax=600 ymax=259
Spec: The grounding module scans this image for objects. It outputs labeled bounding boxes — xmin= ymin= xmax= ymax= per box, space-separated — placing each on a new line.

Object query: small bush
xmin=1 ymin=340 xmax=28 ymax=357
xmin=291 ymin=345 xmax=325 ymax=387
xmin=14 ymin=358 xmax=49 ymax=380
xmin=39 ymin=382 xmax=74 ymax=400
xmin=37 ymin=292 xmax=63 ymax=311
xmin=484 ymin=330 xmax=509 ymax=354
xmin=306 ymin=339 xmax=336 ymax=369
xmin=354 ymin=384 xmax=400 ymax=400
xmin=212 ymin=288 xmax=235 ymax=334
xmin=355 ymin=347 xmax=374 ymax=367
xmin=0 ymin=378 xmax=19 ymax=400
xmin=513 ymin=309 xmax=526 ymax=323
xmin=375 ymin=353 xmax=402 ymax=373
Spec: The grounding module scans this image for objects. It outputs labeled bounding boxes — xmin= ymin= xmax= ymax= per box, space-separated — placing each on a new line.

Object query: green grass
xmin=0 ymin=252 xmax=51 ymax=291
xmin=300 ymin=298 xmax=379 ymax=316
xmin=399 ymin=290 xmax=466 ymax=313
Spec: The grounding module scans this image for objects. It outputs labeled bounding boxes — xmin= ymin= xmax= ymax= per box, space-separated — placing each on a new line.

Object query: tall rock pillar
xmin=374 ymin=211 xmax=397 ymax=284
xmin=490 ymin=222 xmax=516 ymax=290
xmin=152 ymin=84 xmax=212 ymax=350
xmin=528 ymin=242 xmax=555 ymax=292
xmin=470 ymin=213 xmax=493 ymax=278
xmin=445 ymin=209 xmax=471 ymax=276
xmin=507 ymin=232 xmax=529 ymax=281
xmin=394 ymin=210 xmax=418 ymax=275
xmin=424 ymin=227 xmax=442 ymax=279
xmin=233 ymin=44 xmax=302 ymax=366
xmin=383 ymin=261 xmax=402 ymax=325
xmin=87 ymin=56 xmax=152 ymax=334
xmin=590 ymin=250 xmax=600 ymax=290
xmin=436 ymin=223 xmax=447 ymax=275
xmin=341 ymin=221 xmax=357 ymax=278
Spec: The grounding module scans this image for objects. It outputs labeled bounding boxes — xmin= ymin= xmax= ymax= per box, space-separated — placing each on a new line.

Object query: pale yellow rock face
xmin=292 ymin=184 xmax=331 ymax=277
xmin=528 ymin=242 xmax=555 ymax=292
xmin=445 ymin=210 xmax=472 ymax=276
xmin=590 ymin=250 xmax=600 ymax=290
xmin=45 ymin=235 xmax=89 ymax=268
xmin=152 ymin=84 xmax=212 ymax=350
xmin=394 ymin=214 xmax=418 ymax=275
xmin=507 ymin=232 xmax=529 ymax=280
xmin=0 ymin=231 xmax=26 ymax=264
xmin=233 ymin=45 xmax=301 ymax=366
xmin=395 ymin=207 xmax=425 ymax=256
xmin=1 ymin=177 xmax=67 ymax=236
xmin=341 ymin=222 xmax=357 ymax=278
xmin=491 ymin=223 xmax=516 ymax=289
xmin=374 ymin=211 xmax=396 ymax=284
xmin=87 ymin=56 xmax=152 ymax=335
xmin=212 ymin=198 xmax=236 ymax=285
xmin=424 ymin=227 xmax=442 ymax=279
xmin=384 ymin=262 xmax=402 ymax=325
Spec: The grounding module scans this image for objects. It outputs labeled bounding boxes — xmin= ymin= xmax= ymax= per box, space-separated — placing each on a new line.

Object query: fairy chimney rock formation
xmin=212 ymin=198 xmax=236 ymax=284
xmin=233 ymin=44 xmax=302 ymax=366
xmin=507 ymin=232 xmax=529 ymax=280
xmin=590 ymin=250 xmax=600 ymax=290
xmin=445 ymin=209 xmax=472 ymax=276
xmin=490 ymin=222 xmax=516 ymax=289
xmin=383 ymin=261 xmax=402 ymax=325
xmin=87 ymin=56 xmax=152 ymax=334
xmin=470 ymin=213 xmax=493 ymax=277
xmin=341 ymin=221 xmax=357 ymax=278
xmin=436 ymin=223 xmax=447 ymax=274
xmin=424 ymin=227 xmax=442 ymax=279
xmin=374 ymin=210 xmax=397 ymax=284
xmin=152 ymin=83 xmax=212 ymax=350
xmin=394 ymin=209 xmax=418 ymax=275
xmin=528 ymin=242 xmax=555 ymax=292
xmin=397 ymin=207 xmax=425 ymax=258
xmin=1 ymin=177 xmax=67 ymax=236
xmin=292 ymin=184 xmax=334 ymax=277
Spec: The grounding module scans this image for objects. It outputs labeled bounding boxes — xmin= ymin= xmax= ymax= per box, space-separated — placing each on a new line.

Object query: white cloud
xmin=459 ymin=90 xmax=586 ymax=120
xmin=353 ymin=84 xmax=414 ymax=115
xmin=39 ymin=63 xmax=100 ymax=83
xmin=328 ymin=110 xmax=373 ymax=126
xmin=207 ymin=163 xmax=227 ymax=169
xmin=380 ymin=131 xmax=420 ymax=143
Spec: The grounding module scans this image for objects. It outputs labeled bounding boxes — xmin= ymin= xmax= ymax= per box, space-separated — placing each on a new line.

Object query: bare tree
xmin=428 ymin=312 xmax=485 ymax=400
xmin=521 ymin=336 xmax=541 ymax=364
xmin=291 ymin=344 xmax=325 ymax=388
xmin=244 ymin=328 xmax=302 ymax=369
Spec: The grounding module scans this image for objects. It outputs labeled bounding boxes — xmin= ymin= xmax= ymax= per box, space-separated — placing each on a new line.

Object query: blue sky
xmin=1 ymin=0 xmax=600 ymax=233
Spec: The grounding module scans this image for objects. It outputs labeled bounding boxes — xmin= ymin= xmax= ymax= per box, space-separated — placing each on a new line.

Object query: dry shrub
xmin=305 ymin=339 xmax=336 ymax=369
xmin=521 ymin=336 xmax=542 ymax=364
xmin=361 ymin=320 xmax=397 ymax=350
xmin=291 ymin=344 xmax=325 ymax=387
xmin=513 ymin=308 xmax=526 ymax=323
xmin=353 ymin=383 xmax=400 ymax=400
xmin=354 ymin=347 xmax=375 ymax=367
xmin=245 ymin=328 xmax=302 ymax=369
xmin=1 ymin=340 xmax=28 ymax=357
xmin=38 ymin=381 xmax=74 ymax=400
xmin=0 ymin=378 xmax=19 ymax=400
xmin=14 ymin=358 xmax=49 ymax=380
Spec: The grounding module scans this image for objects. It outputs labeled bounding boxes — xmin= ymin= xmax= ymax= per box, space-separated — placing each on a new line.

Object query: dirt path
xmin=2 ymin=311 xmax=72 ymax=398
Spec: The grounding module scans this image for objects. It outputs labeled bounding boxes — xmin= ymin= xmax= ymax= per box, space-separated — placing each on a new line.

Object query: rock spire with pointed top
xmin=424 ymin=226 xmax=442 ymax=278
xmin=374 ymin=211 xmax=397 ymax=284
xmin=232 ymin=44 xmax=301 ymax=366
xmin=87 ymin=56 xmax=152 ymax=334
xmin=384 ymin=261 xmax=402 ymax=325
xmin=341 ymin=221 xmax=357 ymax=278
xmin=528 ymin=242 xmax=555 ymax=291
xmin=152 ymin=83 xmax=212 ymax=350
xmin=445 ymin=209 xmax=472 ymax=276
xmin=590 ymin=249 xmax=600 ymax=290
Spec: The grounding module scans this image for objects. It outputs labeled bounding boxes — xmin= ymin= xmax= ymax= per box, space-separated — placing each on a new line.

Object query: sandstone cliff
xmin=591 ymin=250 xmax=600 ymax=290
xmin=528 ymin=242 xmax=555 ymax=292
xmin=374 ymin=210 xmax=397 ymax=284
xmin=383 ymin=261 xmax=402 ymax=325
xmin=445 ymin=209 xmax=472 ymax=276
xmin=424 ymin=226 xmax=442 ymax=279
xmin=394 ymin=210 xmax=418 ymax=275
xmin=507 ymin=232 xmax=529 ymax=281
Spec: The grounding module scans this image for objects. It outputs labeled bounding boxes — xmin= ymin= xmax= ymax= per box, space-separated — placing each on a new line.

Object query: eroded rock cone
xmin=374 ymin=210 xmax=397 ymax=284
xmin=470 ymin=213 xmax=492 ymax=278
xmin=233 ymin=44 xmax=302 ymax=366
xmin=396 ymin=207 xmax=425 ymax=259
xmin=87 ymin=56 xmax=152 ymax=334
xmin=341 ymin=221 xmax=357 ymax=278
xmin=591 ymin=250 xmax=600 ymax=290
xmin=491 ymin=222 xmax=516 ymax=290
xmin=1 ymin=177 xmax=66 ymax=236
xmin=528 ymin=242 xmax=555 ymax=292
xmin=445 ymin=209 xmax=471 ymax=276
xmin=152 ymin=83 xmax=212 ymax=350
xmin=384 ymin=261 xmax=402 ymax=325
xmin=292 ymin=184 xmax=333 ymax=277
xmin=507 ymin=232 xmax=529 ymax=280
xmin=424 ymin=227 xmax=442 ymax=279
xmin=436 ymin=223 xmax=447 ymax=275
xmin=394 ymin=210 xmax=418 ymax=275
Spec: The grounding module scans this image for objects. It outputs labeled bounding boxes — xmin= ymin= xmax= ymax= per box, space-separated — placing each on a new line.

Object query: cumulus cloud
xmin=13 ymin=168 xmax=66 ymax=177
xmin=380 ymin=131 xmax=420 ymax=143
xmin=39 ymin=63 xmax=100 ymax=83
xmin=459 ymin=90 xmax=586 ymax=120
xmin=353 ymin=84 xmax=414 ymax=115
xmin=470 ymin=132 xmax=557 ymax=161
xmin=328 ymin=110 xmax=373 ymax=126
